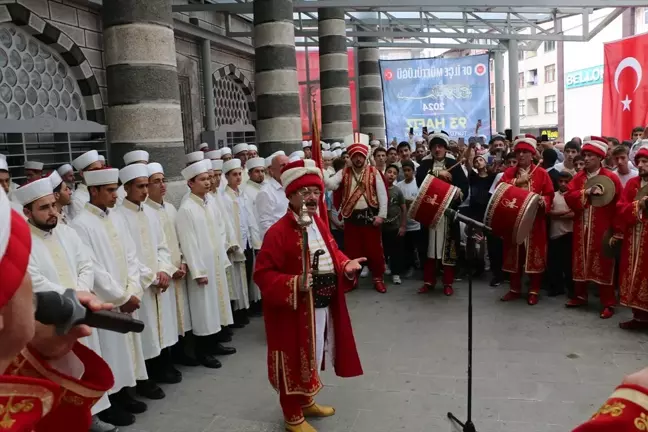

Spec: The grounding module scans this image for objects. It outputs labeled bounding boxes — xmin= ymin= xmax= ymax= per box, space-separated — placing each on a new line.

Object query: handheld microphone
xmin=34 ymin=289 xmax=145 ymax=335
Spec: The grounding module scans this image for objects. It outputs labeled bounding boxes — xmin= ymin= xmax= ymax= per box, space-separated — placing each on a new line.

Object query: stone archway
xmin=0 ymin=3 xmax=105 ymax=123
xmin=212 ymin=63 xmax=256 ymax=127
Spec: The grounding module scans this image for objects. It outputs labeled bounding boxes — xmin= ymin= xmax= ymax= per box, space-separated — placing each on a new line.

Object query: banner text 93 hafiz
xmin=380 ymin=55 xmax=492 ymax=140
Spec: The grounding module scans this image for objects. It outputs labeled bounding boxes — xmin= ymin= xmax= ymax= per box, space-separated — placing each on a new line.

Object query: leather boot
xmin=285 ymin=420 xmax=317 ymax=432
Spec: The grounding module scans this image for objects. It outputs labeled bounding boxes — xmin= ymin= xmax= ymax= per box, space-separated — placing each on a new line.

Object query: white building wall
xmin=563 ymin=9 xmax=623 ymax=140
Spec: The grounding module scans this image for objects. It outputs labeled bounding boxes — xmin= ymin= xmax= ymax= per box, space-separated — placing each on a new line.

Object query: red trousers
xmin=574 ymin=281 xmax=616 ymax=307
xmin=423 ymin=259 xmax=454 ymax=286
xmin=343 ymin=223 xmax=385 ymax=280
xmin=279 ymin=384 xmax=314 ymax=425
xmin=508 ymin=246 xmax=542 ymax=294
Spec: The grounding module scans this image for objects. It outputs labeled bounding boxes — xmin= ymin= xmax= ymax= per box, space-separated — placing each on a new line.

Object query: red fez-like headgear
xmin=0 ymin=188 xmax=32 ymax=308
xmin=581 ymin=136 xmax=609 ymax=159
xmin=280 ymin=159 xmax=324 ymax=197
xmin=513 ymin=134 xmax=537 ymax=154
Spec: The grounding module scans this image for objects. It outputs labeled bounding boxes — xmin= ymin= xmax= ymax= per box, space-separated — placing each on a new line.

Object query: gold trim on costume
xmin=0 ymin=382 xmax=55 ymax=426
xmin=609 ymin=388 xmax=648 ymax=414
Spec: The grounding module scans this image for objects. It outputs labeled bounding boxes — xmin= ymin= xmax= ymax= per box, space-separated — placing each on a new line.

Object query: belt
xmin=313 ymin=272 xmax=336 ymax=309
xmin=346 ymin=208 xmax=377 ymax=226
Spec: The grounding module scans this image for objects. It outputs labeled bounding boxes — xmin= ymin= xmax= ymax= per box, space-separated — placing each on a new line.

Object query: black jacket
xmin=415 ymin=156 xmax=470 ymax=206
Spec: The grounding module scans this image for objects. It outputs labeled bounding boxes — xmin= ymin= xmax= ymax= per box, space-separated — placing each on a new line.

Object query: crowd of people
xmin=1 ymin=126 xmax=648 ymax=432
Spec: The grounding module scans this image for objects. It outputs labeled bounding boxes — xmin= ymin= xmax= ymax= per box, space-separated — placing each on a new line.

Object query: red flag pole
xmin=310 ymin=88 xmax=329 ymax=227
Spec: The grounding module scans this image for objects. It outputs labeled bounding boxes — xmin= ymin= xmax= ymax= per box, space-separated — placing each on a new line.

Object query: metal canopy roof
xmin=174 ymin=1 xmax=628 ymax=51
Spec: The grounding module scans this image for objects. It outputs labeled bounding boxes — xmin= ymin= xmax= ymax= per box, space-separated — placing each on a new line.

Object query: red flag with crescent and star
xmin=602 ymin=34 xmax=648 ymax=138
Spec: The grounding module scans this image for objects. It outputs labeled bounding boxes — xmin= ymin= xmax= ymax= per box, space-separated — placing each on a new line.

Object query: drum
xmin=484 ymin=182 xmax=540 ymax=245
xmin=409 ymin=174 xmax=459 ymax=228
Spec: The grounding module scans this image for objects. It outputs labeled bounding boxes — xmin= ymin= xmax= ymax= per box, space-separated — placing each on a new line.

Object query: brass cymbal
xmin=585 ymin=175 xmax=616 ymax=207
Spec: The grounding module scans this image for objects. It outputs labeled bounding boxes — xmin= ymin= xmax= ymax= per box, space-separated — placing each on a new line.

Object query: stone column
xmin=102 ymin=0 xmax=184 ymax=175
xmin=318 ymin=8 xmax=353 ymax=143
xmin=253 ymin=0 xmax=302 ymax=156
xmin=357 ymin=36 xmax=386 ymax=144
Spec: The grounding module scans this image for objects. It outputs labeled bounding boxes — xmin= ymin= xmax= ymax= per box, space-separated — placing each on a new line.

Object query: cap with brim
xmin=205 ymin=150 xmax=220 ymax=160
xmin=57 ymin=164 xmax=73 ymax=176
xmin=212 ymin=160 xmax=223 ymax=171
xmin=233 ymin=143 xmax=249 ymax=155
xmin=123 ymin=150 xmax=149 ymax=165
xmin=14 ymin=178 xmax=53 ymax=206
xmin=223 ymin=158 xmax=242 ymax=174
xmin=181 ymin=161 xmax=209 ymax=181
xmin=24 ymin=161 xmax=44 ymax=171
xmin=49 ymin=171 xmax=63 ymax=189
xmin=72 ymin=150 xmax=99 ymax=171
xmin=147 ymin=162 xmax=164 ymax=177
xmin=246 ymin=157 xmax=265 ymax=171
xmin=85 ymin=168 xmax=119 ymax=186
xmin=185 ymin=151 xmax=204 ymax=164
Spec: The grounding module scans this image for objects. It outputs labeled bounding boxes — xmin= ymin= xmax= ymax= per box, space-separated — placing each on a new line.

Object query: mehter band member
xmin=255 ymin=159 xmax=363 ymax=432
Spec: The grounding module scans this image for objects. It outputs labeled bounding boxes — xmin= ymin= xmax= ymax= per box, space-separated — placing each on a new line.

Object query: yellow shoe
xmin=285 ymin=420 xmax=318 ymax=432
xmin=302 ymin=403 xmax=336 ymax=418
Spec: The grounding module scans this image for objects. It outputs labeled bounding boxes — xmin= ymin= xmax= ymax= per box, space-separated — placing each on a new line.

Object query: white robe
xmin=243 ymin=180 xmax=263 ymax=221
xmin=240 ymin=180 xmax=264 ymax=302
xmin=69 ymin=183 xmax=89 ymax=221
xmin=222 ymin=186 xmax=262 ymax=309
xmin=146 ymin=198 xmax=192 ymax=335
xmin=116 ymin=199 xmax=178 ymax=359
xmin=116 ymin=185 xmax=126 ymax=207
xmin=70 ymin=203 xmax=148 ymax=391
xmin=27 ymin=222 xmax=111 ymax=414
xmin=175 ymin=193 xmax=233 ymax=336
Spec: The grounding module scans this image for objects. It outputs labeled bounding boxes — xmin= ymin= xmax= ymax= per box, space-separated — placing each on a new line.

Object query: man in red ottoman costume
xmin=0 ymin=186 xmax=115 ymax=432
xmin=328 ymin=133 xmax=388 ymax=293
xmin=499 ymin=134 xmax=554 ymax=305
xmin=564 ymin=136 xmax=622 ymax=319
xmin=617 ymin=140 xmax=648 ymax=329
xmin=254 ymin=159 xmax=364 ymax=432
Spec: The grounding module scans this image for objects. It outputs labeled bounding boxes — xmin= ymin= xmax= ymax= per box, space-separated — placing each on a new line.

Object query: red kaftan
xmin=573 ymin=384 xmax=648 ymax=431
xmin=564 ymin=168 xmax=622 ymax=285
xmin=617 ymin=176 xmax=648 ymax=312
xmin=498 ymin=165 xmax=554 ymax=273
xmin=253 ymin=210 xmax=363 ymax=398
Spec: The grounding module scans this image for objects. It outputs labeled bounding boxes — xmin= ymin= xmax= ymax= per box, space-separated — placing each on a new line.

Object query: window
xmin=644 ymin=9 xmax=648 ymax=24
xmin=519 ymin=100 xmax=526 ymax=116
xmin=545 ymin=64 xmax=556 ymax=83
xmin=544 ymin=40 xmax=556 ymax=52
xmin=527 ymin=98 xmax=539 ymax=116
xmin=545 ymin=95 xmax=557 ymax=113
xmin=526 ymin=50 xmax=537 ymax=58
xmin=527 ymin=69 xmax=538 ymax=86
xmin=518 ymin=72 xmax=524 ymax=89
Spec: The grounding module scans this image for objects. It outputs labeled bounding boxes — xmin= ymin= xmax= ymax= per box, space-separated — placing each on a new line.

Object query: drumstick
xmin=529 ymin=159 xmax=543 ymax=176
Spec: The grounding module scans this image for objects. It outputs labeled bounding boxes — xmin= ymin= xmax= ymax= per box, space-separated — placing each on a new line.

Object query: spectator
xmin=542 ymin=148 xmax=560 ymax=191
xmin=554 ymin=140 xmax=580 ymax=175
xmin=547 ymin=171 xmax=575 ymax=298
xmin=612 ymin=145 xmax=638 ymax=186
xmin=396 ymin=160 xmax=421 ymax=278
xmin=573 ymin=155 xmax=585 ymax=172
xmin=382 ymin=164 xmax=407 ymax=285
xmin=326 ymin=157 xmax=346 ymax=249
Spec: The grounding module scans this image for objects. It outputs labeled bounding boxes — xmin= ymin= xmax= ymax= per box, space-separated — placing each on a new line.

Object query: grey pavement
xmin=122 ymin=277 xmax=647 ymax=432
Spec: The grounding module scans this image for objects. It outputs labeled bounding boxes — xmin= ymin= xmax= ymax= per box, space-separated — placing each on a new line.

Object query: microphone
xmin=444 ymin=208 xmax=492 ymax=232
xmin=34 ymin=289 xmax=145 ymax=335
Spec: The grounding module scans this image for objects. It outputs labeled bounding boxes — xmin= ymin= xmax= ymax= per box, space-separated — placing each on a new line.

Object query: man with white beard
xmin=70 ymin=168 xmax=150 ymax=427
xmin=176 ymin=160 xmax=236 ymax=368
xmin=256 ymin=151 xmax=289 ymax=239
xmin=16 ymin=177 xmax=117 ymax=432
xmin=116 ymin=164 xmax=181 ymax=391
xmin=69 ymin=150 xmax=103 ymax=220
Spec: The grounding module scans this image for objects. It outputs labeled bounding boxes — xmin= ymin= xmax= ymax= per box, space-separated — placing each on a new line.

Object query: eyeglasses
xmin=300 ymin=189 xmax=321 ymax=198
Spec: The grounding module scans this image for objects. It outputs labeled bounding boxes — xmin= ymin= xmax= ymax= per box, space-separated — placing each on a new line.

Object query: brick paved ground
xmin=122 ymin=277 xmax=646 ymax=432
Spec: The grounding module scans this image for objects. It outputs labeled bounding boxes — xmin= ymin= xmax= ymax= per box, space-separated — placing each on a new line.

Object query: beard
xmin=305 ymin=199 xmax=318 ymax=209
xmin=33 ymin=217 xmax=58 ymax=231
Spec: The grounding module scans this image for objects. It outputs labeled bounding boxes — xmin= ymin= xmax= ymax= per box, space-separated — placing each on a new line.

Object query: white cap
xmin=185 ymin=151 xmax=204 ymax=164
xmin=248 ymin=144 xmax=258 ymax=152
xmin=322 ymin=151 xmax=333 ymax=160
xmin=223 ymin=158 xmax=242 ymax=174
xmin=333 ymin=149 xmax=342 ymax=157
xmin=212 ymin=160 xmax=223 ymax=171
xmin=48 ymin=171 xmax=63 ymax=189
xmin=302 ymin=140 xmax=311 ymax=149
xmin=322 ymin=143 xmax=331 ymax=150
xmin=233 ymin=143 xmax=249 ymax=155
xmin=181 ymin=161 xmax=209 ymax=181
xmin=98 ymin=155 xmax=106 ymax=163
xmin=57 ymin=164 xmax=73 ymax=176
xmin=199 ymin=143 xmax=209 ymax=150
xmin=205 ymin=150 xmax=220 ymax=160
xmin=220 ymin=147 xmax=232 ymax=156
xmin=0 ymin=154 xmax=5 ymax=160
xmin=246 ymin=157 xmax=265 ymax=171
xmin=147 ymin=162 xmax=164 ymax=177
xmin=288 ymin=151 xmax=304 ymax=162
xmin=201 ymin=159 xmax=213 ymax=172
xmin=0 ymin=159 xmax=7 ymax=171
xmin=331 ymin=142 xmax=341 ymax=150
xmin=370 ymin=139 xmax=381 ymax=147
xmin=83 ymin=168 xmax=119 ymax=186
xmin=265 ymin=150 xmax=285 ymax=168
xmin=72 ymin=150 xmax=100 ymax=171
xmin=123 ymin=150 xmax=149 ymax=165
xmin=13 ymin=178 xmax=53 ymax=206
xmin=24 ymin=161 xmax=44 ymax=171
xmin=119 ymin=163 xmax=149 ymax=184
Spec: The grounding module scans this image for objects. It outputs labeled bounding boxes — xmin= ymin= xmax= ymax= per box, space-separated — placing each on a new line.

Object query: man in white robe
xmin=256 ymin=152 xmax=289 ymax=239
xmin=0 ymin=157 xmax=23 ymax=216
xmin=242 ymin=157 xmax=265 ymax=316
xmin=70 ymin=150 xmax=103 ymax=220
xmin=145 ymin=163 xmax=199 ymax=367
xmin=219 ymin=147 xmax=233 ymax=192
xmin=233 ymin=143 xmax=250 ymax=184
xmin=222 ymin=159 xmax=261 ymax=326
xmin=48 ymin=171 xmax=73 ymax=225
xmin=176 ymin=160 xmax=236 ymax=368
xmin=116 ymin=150 xmax=149 ymax=206
xmin=70 ymin=168 xmax=150 ymax=427
xmin=15 ymin=178 xmax=117 ymax=432
xmin=116 ymin=164 xmax=181 ymax=392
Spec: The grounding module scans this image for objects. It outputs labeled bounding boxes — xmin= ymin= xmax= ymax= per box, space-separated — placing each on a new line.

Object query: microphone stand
xmin=443 ymin=208 xmax=491 ymax=432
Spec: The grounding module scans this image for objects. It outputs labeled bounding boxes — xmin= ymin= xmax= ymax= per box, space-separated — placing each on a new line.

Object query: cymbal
xmin=636 ymin=184 xmax=648 ymax=201
xmin=602 ymin=228 xmax=621 ymax=259
xmin=585 ymin=175 xmax=616 ymax=207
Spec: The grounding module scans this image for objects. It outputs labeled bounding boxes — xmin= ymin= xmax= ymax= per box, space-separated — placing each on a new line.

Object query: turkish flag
xmin=602 ymin=34 xmax=648 ymax=138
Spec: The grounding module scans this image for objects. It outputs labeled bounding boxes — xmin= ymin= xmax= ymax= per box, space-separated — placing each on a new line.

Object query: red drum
xmin=484 ymin=182 xmax=540 ymax=245
xmin=409 ymin=174 xmax=459 ymax=228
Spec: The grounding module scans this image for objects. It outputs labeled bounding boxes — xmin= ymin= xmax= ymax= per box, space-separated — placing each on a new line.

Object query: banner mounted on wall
xmin=379 ymin=54 xmax=491 ymax=141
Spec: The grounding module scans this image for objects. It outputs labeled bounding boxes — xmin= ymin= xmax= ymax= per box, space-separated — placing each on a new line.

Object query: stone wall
xmin=7 ymin=0 xmax=255 ymax=147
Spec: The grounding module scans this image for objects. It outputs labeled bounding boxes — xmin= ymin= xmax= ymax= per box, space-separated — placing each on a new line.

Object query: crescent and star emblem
xmin=614 ymin=57 xmax=642 ymax=112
